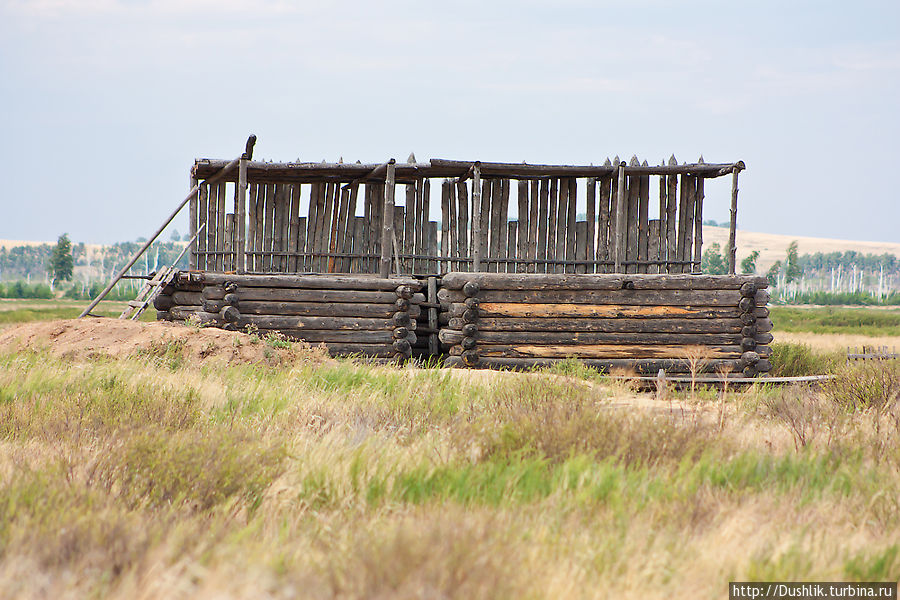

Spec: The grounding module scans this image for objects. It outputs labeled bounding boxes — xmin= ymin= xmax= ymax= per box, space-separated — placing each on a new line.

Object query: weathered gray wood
xmin=477 ymin=343 xmax=742 ymax=359
xmin=393 ymin=206 xmax=405 ymax=273
xmin=247 ymin=183 xmax=258 ymax=271
xmin=483 ymin=178 xmax=496 ymax=272
xmin=236 ymin=159 xmax=248 ymax=273
xmin=446 ymin=181 xmax=457 ymax=271
xmin=694 ymin=163 xmax=704 ymax=274
xmin=537 ymin=179 xmax=549 ymax=274
xmin=681 ymin=176 xmax=696 ymax=274
xmin=471 ymin=357 xmax=742 ymax=374
xmin=270 ymin=184 xmax=284 ymax=272
xmin=729 ymin=167 xmax=741 ymax=273
xmin=380 ymin=161 xmax=396 ymax=278
xmin=203 ymin=286 xmax=424 ymax=304
xmin=224 ymin=213 xmax=234 ymax=271
xmin=242 ymin=315 xmax=411 ymax=330
xmin=440 ymin=288 xmax=746 ymax=306
xmin=255 ymin=183 xmax=267 ymax=271
xmin=441 ymin=180 xmax=450 ymax=273
xmin=426 ymin=220 xmax=438 ymax=273
xmin=448 ymin=302 xmax=741 ymax=320
xmin=648 ymin=220 xmax=660 ymax=274
xmin=439 ymin=272 xmax=768 ymax=290
xmin=516 ymin=180 xmax=528 ymax=273
xmin=456 ymin=317 xmax=744 ymax=333
xmin=197 ymin=182 xmax=209 ymax=270
xmin=585 ymin=178 xmax=596 ymax=274
xmin=404 ymin=182 xmax=416 ymax=272
xmin=261 ymin=183 xmax=276 ymax=272
xmin=189 ymin=175 xmax=199 ymax=270
xmin=197 ymin=272 xmax=422 ymax=290
xmin=498 ymin=179 xmax=510 ymax=272
xmin=349 ymin=216 xmax=364 ymax=273
xmin=614 ymin=163 xmax=626 ymax=273
xmin=527 ymin=180 xmax=539 ymax=273
xmin=471 ymin=163 xmax=482 ymax=271
xmin=441 ymin=329 xmax=741 ymax=345
xmin=598 ymin=171 xmax=611 ymax=274
xmin=322 ymin=183 xmax=337 ymax=272
xmin=215 ymin=182 xmax=226 ymax=271
xmin=638 ymin=162 xmax=650 ymax=274
xmin=456 ymin=180 xmax=469 ymax=271
xmin=657 ymin=166 xmax=666 ymax=273
xmin=574 ymin=221 xmax=587 ymax=274
xmin=238 ymin=301 xmax=421 ymax=318
xmin=547 ymin=178 xmax=559 ymax=273
xmin=427 ymin=276 xmax=438 ymax=354
xmin=565 ymin=178 xmax=577 ymax=274
xmin=625 ymin=158 xmax=639 ymax=275
xmin=419 ymin=180 xmax=430 ymax=272
xmin=666 ymin=158 xmax=678 ymax=273
xmin=506 ymin=221 xmax=518 ymax=274
xmin=555 ymin=178 xmax=569 ymax=273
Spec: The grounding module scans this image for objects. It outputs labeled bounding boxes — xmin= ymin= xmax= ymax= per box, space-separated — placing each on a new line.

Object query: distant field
xmin=770 ymin=306 xmax=900 ymax=337
xmin=0 ymin=299 xmax=154 ymax=325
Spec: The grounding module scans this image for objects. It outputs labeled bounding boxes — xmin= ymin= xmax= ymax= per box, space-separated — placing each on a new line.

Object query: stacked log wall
xmin=438 ymin=272 xmax=772 ymax=376
xmin=155 ymin=272 xmax=423 ymax=362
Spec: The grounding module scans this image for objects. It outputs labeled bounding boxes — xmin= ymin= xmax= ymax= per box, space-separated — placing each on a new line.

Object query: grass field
xmin=0 ymin=298 xmax=155 ymax=326
xmin=0 ymin=304 xmax=898 ymax=597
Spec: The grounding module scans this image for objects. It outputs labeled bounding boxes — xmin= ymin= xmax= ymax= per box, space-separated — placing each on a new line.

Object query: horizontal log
xmin=202 ymin=286 xmax=425 ymax=304
xmin=450 ymin=302 xmax=744 ymax=319
xmin=236 ymin=301 xmax=421 ymax=318
xmin=756 ymin=332 xmax=774 ymax=344
xmin=154 ymin=295 xmax=174 ymax=311
xmin=476 ymin=343 xmax=743 ymax=359
xmin=471 ymin=357 xmax=743 ymax=374
xmin=186 ymin=272 xmax=423 ymax=291
xmin=439 ymin=329 xmax=742 ymax=346
xmin=439 ymin=288 xmax=765 ymax=307
xmin=156 ymin=310 xmax=170 ymax=320
xmin=451 ymin=317 xmax=744 ymax=333
xmin=440 ymin=272 xmax=768 ymax=291
xmin=194 ymin=158 xmax=741 ymax=183
xmin=237 ymin=316 xmax=411 ymax=330
xmin=256 ymin=329 xmax=415 ymax=344
xmin=756 ymin=318 xmax=773 ymax=333
xmin=320 ymin=343 xmax=403 ymax=358
xmin=171 ymin=291 xmax=203 ymax=305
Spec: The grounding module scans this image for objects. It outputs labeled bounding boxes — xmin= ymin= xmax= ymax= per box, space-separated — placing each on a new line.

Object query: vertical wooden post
xmin=441 ymin=180 xmax=450 ymax=273
xmin=614 ymin=163 xmax=626 ymax=273
xmin=728 ymin=164 xmax=742 ymax=274
xmin=472 ymin=162 xmax=482 ymax=271
xmin=585 ymin=177 xmax=595 ymax=273
xmin=666 ymin=156 xmax=678 ymax=273
xmin=189 ymin=174 xmax=198 ymax=270
xmin=236 ymin=159 xmax=248 ymax=273
xmin=379 ymin=160 xmax=396 ymax=278
xmin=693 ymin=157 xmax=705 ymax=274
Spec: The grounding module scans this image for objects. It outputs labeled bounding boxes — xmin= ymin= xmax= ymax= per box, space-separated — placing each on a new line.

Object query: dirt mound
xmin=0 ymin=318 xmax=331 ymax=365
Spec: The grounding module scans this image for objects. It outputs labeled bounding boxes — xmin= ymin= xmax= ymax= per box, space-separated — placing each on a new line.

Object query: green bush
xmin=769 ymin=342 xmax=842 ymax=377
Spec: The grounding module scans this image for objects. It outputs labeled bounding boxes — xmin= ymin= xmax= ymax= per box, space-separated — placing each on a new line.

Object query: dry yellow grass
xmin=0 ymin=321 xmax=898 ymax=598
xmin=775 ymin=331 xmax=900 ymax=352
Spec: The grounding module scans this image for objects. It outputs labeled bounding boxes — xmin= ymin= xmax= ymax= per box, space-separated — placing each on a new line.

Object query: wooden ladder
xmin=117 ymin=223 xmax=205 ymax=321
xmin=119 ymin=267 xmax=177 ymax=320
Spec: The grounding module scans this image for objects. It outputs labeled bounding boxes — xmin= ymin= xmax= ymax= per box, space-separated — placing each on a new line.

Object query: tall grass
xmin=1 ymin=346 xmax=899 ymax=597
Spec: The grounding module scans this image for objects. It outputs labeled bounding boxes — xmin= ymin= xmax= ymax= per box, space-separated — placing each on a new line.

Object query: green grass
xmin=1 ymin=340 xmax=900 ymax=597
xmin=770 ymin=306 xmax=900 ymax=336
xmin=0 ymin=299 xmax=155 ymax=324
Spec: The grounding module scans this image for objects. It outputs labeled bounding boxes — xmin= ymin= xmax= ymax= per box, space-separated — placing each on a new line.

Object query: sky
xmin=1 ymin=0 xmax=898 ymax=245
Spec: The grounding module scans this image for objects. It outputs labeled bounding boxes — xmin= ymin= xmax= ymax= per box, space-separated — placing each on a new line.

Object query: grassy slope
xmin=0 ymin=342 xmax=899 ymax=598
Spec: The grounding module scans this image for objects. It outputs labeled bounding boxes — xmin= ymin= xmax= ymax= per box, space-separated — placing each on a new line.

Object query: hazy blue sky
xmin=2 ymin=0 xmax=898 ymax=244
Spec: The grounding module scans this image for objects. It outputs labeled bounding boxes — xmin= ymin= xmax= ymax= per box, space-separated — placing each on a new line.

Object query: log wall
xmin=155 ymin=272 xmax=424 ymax=362
xmin=438 ymin=272 xmax=772 ymax=376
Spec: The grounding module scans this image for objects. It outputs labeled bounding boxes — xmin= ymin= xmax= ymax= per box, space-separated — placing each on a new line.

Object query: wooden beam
xmin=379 ymin=160 xmax=396 ymax=278
xmin=472 ymin=162 xmax=482 ymax=271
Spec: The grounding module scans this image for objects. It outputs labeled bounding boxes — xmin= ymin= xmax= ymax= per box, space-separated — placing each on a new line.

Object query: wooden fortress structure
xmin=150 ymin=138 xmax=772 ymax=377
